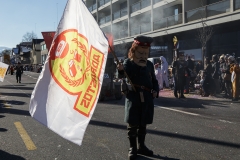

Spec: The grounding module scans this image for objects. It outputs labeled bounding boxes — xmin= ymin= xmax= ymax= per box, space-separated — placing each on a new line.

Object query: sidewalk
xmin=158 ymin=88 xmax=239 ymax=103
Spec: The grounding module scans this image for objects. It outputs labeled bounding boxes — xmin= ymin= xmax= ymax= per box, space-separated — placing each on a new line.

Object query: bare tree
xmin=196 ymin=0 xmax=214 ymax=64
xmin=22 ymin=31 xmax=38 ymax=42
xmin=196 ymin=21 xmax=214 ymax=64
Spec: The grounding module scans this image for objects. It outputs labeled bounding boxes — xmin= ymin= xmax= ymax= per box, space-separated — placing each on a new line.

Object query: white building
xmin=84 ymin=0 xmax=240 ymax=63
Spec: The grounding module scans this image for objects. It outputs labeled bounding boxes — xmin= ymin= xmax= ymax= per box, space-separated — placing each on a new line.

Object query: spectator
xmin=159 ymin=56 xmax=169 ymax=89
xmin=212 ymin=54 xmax=220 ymax=94
xmin=154 ymin=63 xmax=162 ymax=92
xmin=184 ymin=56 xmax=195 ymax=94
xmin=202 ymin=57 xmax=213 ymax=97
xmin=196 ymin=61 xmax=204 ymax=75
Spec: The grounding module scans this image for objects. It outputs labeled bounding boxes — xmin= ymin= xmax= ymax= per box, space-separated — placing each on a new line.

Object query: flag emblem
xmin=49 ymin=29 xmax=104 ymax=117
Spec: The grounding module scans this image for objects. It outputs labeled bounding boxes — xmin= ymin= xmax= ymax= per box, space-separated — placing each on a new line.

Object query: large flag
xmin=0 ymin=62 xmax=9 ymax=82
xmin=29 ymin=0 xmax=109 ymax=146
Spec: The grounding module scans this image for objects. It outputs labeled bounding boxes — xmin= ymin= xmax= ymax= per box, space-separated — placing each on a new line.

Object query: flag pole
xmin=109 ymin=45 xmax=136 ymax=92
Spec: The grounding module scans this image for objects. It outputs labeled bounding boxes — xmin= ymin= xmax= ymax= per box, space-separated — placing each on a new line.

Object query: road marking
xmin=14 ymin=122 xmax=37 ymax=150
xmin=156 ymin=105 xmax=200 ymax=116
xmin=219 ymin=119 xmax=233 ymax=124
xmin=156 ymin=106 xmax=236 ymax=124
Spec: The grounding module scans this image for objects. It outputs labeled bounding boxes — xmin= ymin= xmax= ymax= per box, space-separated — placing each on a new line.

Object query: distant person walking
xmin=15 ymin=62 xmax=23 ymax=83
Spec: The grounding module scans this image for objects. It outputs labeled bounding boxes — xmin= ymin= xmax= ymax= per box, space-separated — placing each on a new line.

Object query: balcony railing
xmin=131 ymin=0 xmax=151 ymax=13
xmin=235 ymin=0 xmax=240 ymax=10
xmin=99 ymin=15 xmax=111 ymax=25
xmin=88 ymin=3 xmax=97 ymax=12
xmin=130 ymin=24 xmax=151 ymax=36
xmin=99 ymin=0 xmax=110 ymax=7
xmin=153 ymin=13 xmax=183 ymax=30
xmin=113 ymin=7 xmax=128 ymax=20
xmin=186 ymin=0 xmax=230 ymax=23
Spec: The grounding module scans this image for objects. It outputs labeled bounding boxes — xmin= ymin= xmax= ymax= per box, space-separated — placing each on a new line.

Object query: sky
xmin=0 ymin=0 xmax=67 ymax=48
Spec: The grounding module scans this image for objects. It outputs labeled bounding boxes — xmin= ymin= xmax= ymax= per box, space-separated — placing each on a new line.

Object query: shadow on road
xmin=0 ymin=100 xmax=26 ymax=106
xmin=0 ymin=128 xmax=7 ymax=132
xmin=137 ymin=154 xmax=179 ymax=160
xmin=89 ymin=120 xmax=240 ymax=149
xmin=0 ymin=92 xmax=30 ymax=98
xmin=0 ymin=150 xmax=25 ymax=160
xmin=0 ymin=86 xmax=34 ymax=90
xmin=0 ymin=115 xmax=5 ymax=118
xmin=0 ymin=108 xmax=30 ymax=116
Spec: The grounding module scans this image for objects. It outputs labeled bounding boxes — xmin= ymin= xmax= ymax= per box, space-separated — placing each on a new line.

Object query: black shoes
xmin=179 ymin=95 xmax=186 ymax=98
xmin=232 ymin=98 xmax=238 ymax=101
xmin=128 ymin=147 xmax=137 ymax=160
xmin=137 ymin=145 xmax=153 ymax=157
xmin=174 ymin=92 xmax=178 ymax=98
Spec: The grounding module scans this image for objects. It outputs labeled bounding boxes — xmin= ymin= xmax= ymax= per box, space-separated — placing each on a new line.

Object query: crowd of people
xmin=153 ymin=53 xmax=240 ymax=101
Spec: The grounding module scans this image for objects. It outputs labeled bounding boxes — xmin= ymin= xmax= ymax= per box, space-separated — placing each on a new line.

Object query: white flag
xmin=29 ymin=0 xmax=108 ymax=146
xmin=0 ymin=62 xmax=9 ymax=82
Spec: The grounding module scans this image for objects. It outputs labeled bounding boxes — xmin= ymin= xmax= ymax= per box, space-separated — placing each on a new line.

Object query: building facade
xmin=31 ymin=39 xmax=44 ymax=65
xmin=40 ymin=41 xmax=48 ymax=65
xmin=84 ymin=0 xmax=240 ymax=63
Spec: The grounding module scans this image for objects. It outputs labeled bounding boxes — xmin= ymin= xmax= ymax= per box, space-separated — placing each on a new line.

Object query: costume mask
xmin=132 ymin=46 xmax=149 ymax=66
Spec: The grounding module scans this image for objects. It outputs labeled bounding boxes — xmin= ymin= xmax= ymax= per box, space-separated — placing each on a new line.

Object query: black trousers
xmin=16 ymin=73 xmax=22 ymax=82
xmin=127 ymin=124 xmax=146 ymax=137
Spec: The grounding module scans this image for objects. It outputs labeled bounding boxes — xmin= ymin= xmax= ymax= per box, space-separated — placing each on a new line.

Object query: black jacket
xmin=118 ymin=59 xmax=159 ymax=125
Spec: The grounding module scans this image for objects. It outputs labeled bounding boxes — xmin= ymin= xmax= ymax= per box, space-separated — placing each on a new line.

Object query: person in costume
xmin=230 ymin=63 xmax=240 ymax=101
xmin=154 ymin=63 xmax=162 ymax=91
xmin=172 ymin=52 xmax=189 ymax=98
xmin=159 ymin=56 xmax=169 ymax=89
xmin=117 ymin=35 xmax=159 ymax=160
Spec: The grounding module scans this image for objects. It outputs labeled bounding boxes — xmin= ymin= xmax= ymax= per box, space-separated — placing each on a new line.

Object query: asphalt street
xmin=0 ymin=71 xmax=240 ymax=160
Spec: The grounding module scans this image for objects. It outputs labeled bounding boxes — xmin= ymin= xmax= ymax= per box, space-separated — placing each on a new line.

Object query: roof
xmin=32 ymin=39 xmax=44 ymax=44
xmin=12 ymin=48 xmax=19 ymax=54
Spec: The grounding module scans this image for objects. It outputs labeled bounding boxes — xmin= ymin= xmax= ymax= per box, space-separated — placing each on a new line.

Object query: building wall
xmin=85 ymin=0 xmax=240 ymax=62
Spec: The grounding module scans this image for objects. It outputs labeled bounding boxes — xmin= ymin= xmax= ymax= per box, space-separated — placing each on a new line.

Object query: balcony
xmin=88 ymin=3 xmax=97 ymax=12
xmin=153 ymin=13 xmax=182 ymax=30
xmin=114 ymin=29 xmax=128 ymax=39
xmin=131 ymin=0 xmax=151 ymax=13
xmin=113 ymin=7 xmax=128 ymax=20
xmin=235 ymin=0 xmax=240 ymax=10
xmin=99 ymin=0 xmax=110 ymax=7
xmin=130 ymin=24 xmax=151 ymax=36
xmin=99 ymin=15 xmax=111 ymax=25
xmin=186 ymin=0 xmax=230 ymax=23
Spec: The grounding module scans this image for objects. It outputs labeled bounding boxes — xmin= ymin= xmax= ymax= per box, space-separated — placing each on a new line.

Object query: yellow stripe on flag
xmin=14 ymin=122 xmax=37 ymax=150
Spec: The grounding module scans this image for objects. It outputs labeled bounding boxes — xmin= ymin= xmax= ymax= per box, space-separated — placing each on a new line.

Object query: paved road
xmin=0 ymin=71 xmax=240 ymax=160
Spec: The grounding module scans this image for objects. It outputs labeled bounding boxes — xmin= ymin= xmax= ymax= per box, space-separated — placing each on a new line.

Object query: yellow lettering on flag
xmin=0 ymin=67 xmax=7 ymax=78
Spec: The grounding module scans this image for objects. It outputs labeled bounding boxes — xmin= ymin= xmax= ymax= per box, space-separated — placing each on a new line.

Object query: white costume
xmin=154 ymin=64 xmax=162 ymax=90
xmin=159 ymin=56 xmax=169 ymax=88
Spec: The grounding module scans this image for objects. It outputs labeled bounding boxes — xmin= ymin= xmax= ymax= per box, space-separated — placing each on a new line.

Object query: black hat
xmin=134 ymin=35 xmax=153 ymax=47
